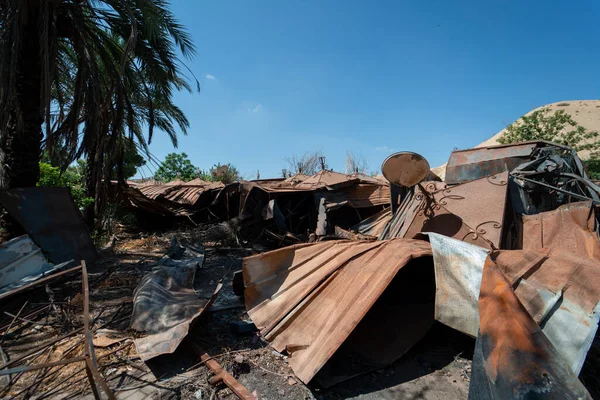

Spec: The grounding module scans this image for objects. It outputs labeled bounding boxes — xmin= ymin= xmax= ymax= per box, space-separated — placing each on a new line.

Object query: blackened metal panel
xmin=0 ymin=187 xmax=96 ymax=265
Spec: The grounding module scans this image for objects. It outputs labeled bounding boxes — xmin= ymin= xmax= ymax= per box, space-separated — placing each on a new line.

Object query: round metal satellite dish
xmin=381 ymin=152 xmax=430 ymax=187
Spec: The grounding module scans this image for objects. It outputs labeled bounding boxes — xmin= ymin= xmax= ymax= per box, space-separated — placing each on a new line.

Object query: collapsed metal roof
xmin=244 ymin=239 xmax=434 ymax=386
xmin=241 ymin=141 xmax=600 ymax=397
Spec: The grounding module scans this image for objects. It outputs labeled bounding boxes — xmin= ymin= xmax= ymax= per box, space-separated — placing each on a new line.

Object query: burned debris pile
xmin=241 ymin=141 xmax=600 ymax=398
xmin=117 ymin=169 xmax=391 ymax=246
xmin=1 ymin=140 xmax=600 ymax=399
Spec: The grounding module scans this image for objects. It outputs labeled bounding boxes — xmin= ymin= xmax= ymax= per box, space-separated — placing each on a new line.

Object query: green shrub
xmin=38 ymin=163 xmax=94 ymax=209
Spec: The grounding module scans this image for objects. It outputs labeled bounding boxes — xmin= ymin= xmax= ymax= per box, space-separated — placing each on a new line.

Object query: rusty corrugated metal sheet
xmin=243 ymin=239 xmax=434 ymax=386
xmin=122 ymin=179 xmax=225 ymax=216
xmin=184 ymin=178 xmax=213 ymax=186
xmin=349 ymin=207 xmax=392 ymax=237
xmin=138 ymin=181 xmax=180 ymax=200
xmin=284 ymin=173 xmax=310 ymax=184
xmin=122 ymin=186 xmax=177 ymax=216
xmin=294 ymin=170 xmax=361 ymax=190
xmin=428 ymin=219 xmax=600 ymax=378
xmin=322 ymin=183 xmax=391 ymax=208
xmin=494 ymin=248 xmax=600 ymax=375
xmin=521 ymin=201 xmax=600 ymax=260
xmin=162 ymin=181 xmax=224 ymax=206
xmin=470 ymin=256 xmax=592 ymax=399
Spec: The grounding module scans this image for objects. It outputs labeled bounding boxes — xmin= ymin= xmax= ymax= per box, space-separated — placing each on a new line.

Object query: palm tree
xmin=0 ymin=0 xmax=196 ymax=192
xmin=81 ymin=68 xmax=191 ymax=225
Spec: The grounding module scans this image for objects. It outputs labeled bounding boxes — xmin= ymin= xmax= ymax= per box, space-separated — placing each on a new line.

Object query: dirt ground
xmin=1 ymin=226 xmax=598 ymax=399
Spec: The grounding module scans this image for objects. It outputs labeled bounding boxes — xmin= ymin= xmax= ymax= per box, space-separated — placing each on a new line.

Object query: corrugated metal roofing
xmin=348 ymin=207 xmax=392 ymax=237
xmin=123 ymin=179 xmax=226 ymax=216
xmin=244 ymin=239 xmax=433 ymax=385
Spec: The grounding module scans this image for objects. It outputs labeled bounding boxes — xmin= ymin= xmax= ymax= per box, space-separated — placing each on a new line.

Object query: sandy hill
xmin=431 ymin=100 xmax=600 ymax=180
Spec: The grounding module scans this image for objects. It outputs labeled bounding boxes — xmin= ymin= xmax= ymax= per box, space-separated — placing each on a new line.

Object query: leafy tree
xmin=208 ymin=163 xmax=241 ymax=184
xmin=111 ymin=138 xmax=146 ymax=180
xmin=498 ymin=107 xmax=600 ymax=154
xmin=38 ymin=163 xmax=93 ymax=209
xmin=584 ymin=159 xmax=600 ymax=180
xmin=69 ymin=159 xmax=87 ymax=177
xmin=155 ymin=153 xmax=198 ymax=182
xmin=498 ymin=107 xmax=600 ymax=177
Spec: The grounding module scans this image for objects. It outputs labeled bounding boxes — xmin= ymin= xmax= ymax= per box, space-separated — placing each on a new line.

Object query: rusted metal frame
xmin=0 ymin=304 xmax=50 ymax=333
xmin=190 ymin=342 xmax=256 ymax=400
xmin=0 ymin=327 xmax=84 ymax=370
xmin=0 ymin=264 xmax=83 ymax=302
xmin=10 ymin=340 xmax=133 ymax=400
xmin=81 ymin=260 xmax=116 ymax=400
xmin=23 ymin=345 xmax=55 ymax=398
xmin=0 ymin=357 xmax=87 ymax=376
xmin=0 ymin=264 xmax=87 ymax=395
xmin=3 ymin=311 xmax=64 ymax=327
xmin=559 ymin=172 xmax=600 ymax=199
xmin=0 ymin=300 xmax=29 ymax=345
xmin=226 ymin=190 xmax=230 ymax=219
xmin=514 ymin=175 xmax=600 ymax=204
xmin=0 ymin=343 xmax=48 ymax=398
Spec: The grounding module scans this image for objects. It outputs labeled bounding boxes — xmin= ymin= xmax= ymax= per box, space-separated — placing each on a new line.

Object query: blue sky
xmin=141 ymin=0 xmax=600 ymax=179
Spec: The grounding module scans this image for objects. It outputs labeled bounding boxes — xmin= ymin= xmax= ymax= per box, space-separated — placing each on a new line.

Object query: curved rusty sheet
xmin=469 ymin=257 xmax=591 ymax=399
xmin=243 ymin=239 xmax=433 ymax=385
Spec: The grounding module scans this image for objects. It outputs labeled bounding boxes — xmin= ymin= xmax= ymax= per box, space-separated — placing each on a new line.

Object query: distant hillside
xmin=432 ymin=100 xmax=600 ymax=180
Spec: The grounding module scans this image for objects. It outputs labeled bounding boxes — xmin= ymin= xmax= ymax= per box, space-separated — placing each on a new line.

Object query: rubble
xmin=190 ymin=342 xmax=257 ymax=400
xmin=240 ymin=141 xmax=600 ymax=398
xmin=0 ymin=236 xmax=71 ymax=296
xmin=130 ymin=238 xmax=222 ymax=361
xmin=1 ymin=140 xmax=600 ymax=399
xmin=118 ymin=169 xmax=391 ymax=245
xmin=0 ymin=261 xmax=115 ymax=399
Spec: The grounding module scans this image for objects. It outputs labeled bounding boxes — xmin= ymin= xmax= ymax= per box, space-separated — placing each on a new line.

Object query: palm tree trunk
xmin=0 ymin=9 xmax=43 ymax=189
xmin=85 ymin=145 xmax=98 ymax=227
xmin=0 ymin=9 xmax=43 ymax=239
xmin=84 ymin=135 xmax=106 ymax=228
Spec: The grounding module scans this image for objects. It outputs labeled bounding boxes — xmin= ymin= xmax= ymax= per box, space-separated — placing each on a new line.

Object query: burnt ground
xmin=0 ymin=226 xmax=598 ymax=399
xmin=96 ymin=229 xmax=472 ymax=400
